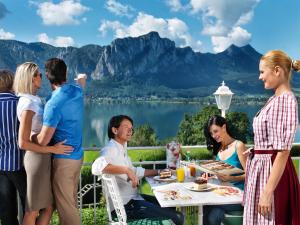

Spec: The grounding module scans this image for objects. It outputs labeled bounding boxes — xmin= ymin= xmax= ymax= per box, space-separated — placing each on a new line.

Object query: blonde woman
xmin=243 ymin=51 xmax=300 ymax=225
xmin=14 ymin=62 xmax=73 ymax=225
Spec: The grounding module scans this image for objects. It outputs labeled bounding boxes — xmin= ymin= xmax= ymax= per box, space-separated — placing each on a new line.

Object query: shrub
xmin=129 ymin=124 xmax=159 ymax=147
xmin=51 ymin=207 xmax=108 ymax=225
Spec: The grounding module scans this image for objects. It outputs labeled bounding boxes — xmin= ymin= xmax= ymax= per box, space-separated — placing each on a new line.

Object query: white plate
xmin=183 ymin=183 xmax=214 ymax=192
xmin=153 ymin=175 xmax=177 ymax=182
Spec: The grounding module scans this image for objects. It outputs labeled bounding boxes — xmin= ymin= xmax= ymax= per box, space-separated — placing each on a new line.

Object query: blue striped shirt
xmin=0 ymin=92 xmax=24 ymax=171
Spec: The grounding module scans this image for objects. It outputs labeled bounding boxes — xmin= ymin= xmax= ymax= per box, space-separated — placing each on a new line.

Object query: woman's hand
xmin=51 ymin=140 xmax=74 ymax=155
xmin=258 ymin=189 xmax=273 ymax=216
xmin=215 ymin=172 xmax=232 ymax=182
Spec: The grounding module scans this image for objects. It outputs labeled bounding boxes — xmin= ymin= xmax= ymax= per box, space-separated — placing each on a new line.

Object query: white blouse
xmin=17 ymin=93 xmax=43 ymax=134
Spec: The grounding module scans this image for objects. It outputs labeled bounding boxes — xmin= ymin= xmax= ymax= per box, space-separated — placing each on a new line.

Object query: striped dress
xmin=243 ymin=92 xmax=300 ymax=225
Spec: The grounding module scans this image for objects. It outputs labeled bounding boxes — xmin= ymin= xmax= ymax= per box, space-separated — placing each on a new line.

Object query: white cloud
xmin=211 ymin=26 xmax=251 ymax=52
xmin=37 ymin=33 xmax=75 ymax=47
xmin=165 ymin=0 xmax=185 ymax=12
xmin=189 ymin=0 xmax=259 ymax=52
xmin=105 ymin=0 xmax=135 ymax=18
xmin=99 ymin=20 xmax=127 ymax=37
xmin=99 ymin=12 xmax=202 ymax=51
xmin=36 ymin=0 xmax=89 ymax=26
xmin=0 ymin=28 xmax=15 ymax=39
xmin=190 ymin=0 xmax=259 ymax=36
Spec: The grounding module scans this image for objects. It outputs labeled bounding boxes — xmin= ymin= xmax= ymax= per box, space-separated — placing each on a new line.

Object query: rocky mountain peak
xmin=1 ymin=32 xmax=290 ymax=98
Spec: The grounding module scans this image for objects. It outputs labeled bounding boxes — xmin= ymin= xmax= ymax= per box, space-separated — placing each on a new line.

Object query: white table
xmin=146 ymin=177 xmax=243 ymax=225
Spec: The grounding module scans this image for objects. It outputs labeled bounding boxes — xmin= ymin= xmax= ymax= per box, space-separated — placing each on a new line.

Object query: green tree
xmin=226 ymin=111 xmax=251 ymax=143
xmin=129 ymin=124 xmax=158 ymax=146
xmin=177 ymin=105 xmax=220 ymax=145
xmin=177 ymin=105 xmax=251 ymax=145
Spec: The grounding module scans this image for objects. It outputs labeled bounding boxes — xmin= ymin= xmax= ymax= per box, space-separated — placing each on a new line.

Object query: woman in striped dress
xmin=243 ymin=50 xmax=300 ymax=225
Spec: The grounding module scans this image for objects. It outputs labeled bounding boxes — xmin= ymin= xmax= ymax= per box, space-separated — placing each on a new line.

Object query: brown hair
xmin=0 ymin=70 xmax=14 ymax=92
xmin=261 ymin=50 xmax=300 ymax=82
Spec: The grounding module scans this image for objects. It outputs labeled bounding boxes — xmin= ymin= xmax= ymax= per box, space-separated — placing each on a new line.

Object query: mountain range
xmin=1 ymin=31 xmax=298 ymax=98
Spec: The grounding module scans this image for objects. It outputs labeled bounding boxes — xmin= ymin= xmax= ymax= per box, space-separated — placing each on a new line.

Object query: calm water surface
xmin=83 ymin=102 xmax=300 ymax=147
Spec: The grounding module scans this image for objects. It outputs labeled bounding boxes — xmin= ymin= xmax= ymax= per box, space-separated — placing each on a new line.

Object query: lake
xmin=82 ymin=102 xmax=300 ymax=147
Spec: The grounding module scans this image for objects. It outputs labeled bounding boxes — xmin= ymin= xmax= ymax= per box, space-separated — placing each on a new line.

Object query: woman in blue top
xmin=203 ymin=115 xmax=247 ymax=225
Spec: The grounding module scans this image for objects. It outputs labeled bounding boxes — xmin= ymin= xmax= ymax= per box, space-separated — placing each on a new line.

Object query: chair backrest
xmin=102 ymin=174 xmax=127 ymax=225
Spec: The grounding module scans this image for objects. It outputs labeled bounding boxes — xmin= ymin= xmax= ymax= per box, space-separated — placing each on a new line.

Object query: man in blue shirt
xmin=35 ymin=59 xmax=85 ymax=225
xmin=0 ymin=70 xmax=26 ymax=225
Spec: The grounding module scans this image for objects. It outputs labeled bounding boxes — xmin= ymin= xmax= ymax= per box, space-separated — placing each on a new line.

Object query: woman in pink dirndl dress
xmin=243 ymin=50 xmax=300 ymax=225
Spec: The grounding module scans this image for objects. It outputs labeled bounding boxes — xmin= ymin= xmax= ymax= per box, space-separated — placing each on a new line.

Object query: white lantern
xmin=213 ymin=81 xmax=234 ymax=117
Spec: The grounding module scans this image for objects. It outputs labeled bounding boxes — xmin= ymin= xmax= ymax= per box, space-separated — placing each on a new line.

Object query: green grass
xmin=83 ymin=147 xmax=212 ymax=163
xmin=139 ymin=178 xmax=154 ymax=196
xmin=84 ymin=151 xmax=99 ymax=163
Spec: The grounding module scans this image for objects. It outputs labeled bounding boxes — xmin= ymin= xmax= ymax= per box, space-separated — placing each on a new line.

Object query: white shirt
xmin=17 ymin=93 xmax=43 ymax=134
xmin=92 ymin=139 xmax=145 ymax=207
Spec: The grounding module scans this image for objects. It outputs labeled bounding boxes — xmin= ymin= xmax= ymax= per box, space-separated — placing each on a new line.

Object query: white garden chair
xmin=102 ymin=174 xmax=127 ymax=225
xmin=101 ymin=174 xmax=174 ymax=225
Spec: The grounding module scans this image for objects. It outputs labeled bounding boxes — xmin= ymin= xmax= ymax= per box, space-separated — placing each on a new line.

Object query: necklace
xmin=220 ymin=139 xmax=235 ymax=152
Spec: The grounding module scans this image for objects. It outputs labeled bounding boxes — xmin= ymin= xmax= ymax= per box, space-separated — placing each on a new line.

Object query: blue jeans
xmin=113 ymin=194 xmax=184 ymax=225
xmin=204 ymin=204 xmax=243 ymax=225
xmin=0 ymin=168 xmax=27 ymax=225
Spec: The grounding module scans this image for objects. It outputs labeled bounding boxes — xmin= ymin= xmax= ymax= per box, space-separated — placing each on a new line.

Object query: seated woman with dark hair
xmin=203 ymin=115 xmax=247 ymax=225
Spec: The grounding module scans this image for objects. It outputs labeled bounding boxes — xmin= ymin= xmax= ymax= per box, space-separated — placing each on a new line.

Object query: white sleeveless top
xmin=17 ymin=93 xmax=43 ymax=134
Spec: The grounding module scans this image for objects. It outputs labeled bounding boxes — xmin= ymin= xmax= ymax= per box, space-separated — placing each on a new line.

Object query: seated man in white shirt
xmin=92 ymin=115 xmax=184 ymax=225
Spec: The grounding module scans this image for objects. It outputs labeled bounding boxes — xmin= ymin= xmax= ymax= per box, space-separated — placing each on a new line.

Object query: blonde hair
xmin=261 ymin=50 xmax=300 ymax=82
xmin=13 ymin=62 xmax=39 ymax=95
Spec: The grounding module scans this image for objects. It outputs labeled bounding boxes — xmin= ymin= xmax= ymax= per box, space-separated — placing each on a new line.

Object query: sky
xmin=0 ymin=0 xmax=300 ymax=59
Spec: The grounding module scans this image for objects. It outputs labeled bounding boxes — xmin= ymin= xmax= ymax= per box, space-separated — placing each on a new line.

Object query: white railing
xmin=77 ymin=144 xmax=300 ymax=225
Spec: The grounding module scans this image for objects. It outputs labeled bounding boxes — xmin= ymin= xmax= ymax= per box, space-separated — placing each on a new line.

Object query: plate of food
xmin=153 ymin=169 xmax=176 ymax=182
xmin=183 ymin=178 xmax=214 ymax=192
xmin=156 ymin=189 xmax=192 ymax=201
xmin=213 ymin=186 xmax=242 ymax=196
xmin=153 ymin=175 xmax=177 ymax=182
xmin=197 ymin=160 xmax=244 ymax=175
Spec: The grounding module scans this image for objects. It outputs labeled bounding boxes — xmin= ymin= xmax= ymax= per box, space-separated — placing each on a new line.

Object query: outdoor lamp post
xmin=214 ymin=81 xmax=234 ymax=118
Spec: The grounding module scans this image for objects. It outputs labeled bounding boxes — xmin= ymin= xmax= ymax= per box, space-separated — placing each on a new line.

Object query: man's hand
xmin=75 ymin=73 xmax=87 ymax=88
xmin=126 ymin=168 xmax=139 ymax=188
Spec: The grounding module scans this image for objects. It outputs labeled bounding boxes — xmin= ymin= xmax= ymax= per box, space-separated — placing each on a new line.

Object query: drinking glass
xmin=176 ymin=167 xmax=185 ymax=182
xmin=189 ymin=165 xmax=196 ymax=177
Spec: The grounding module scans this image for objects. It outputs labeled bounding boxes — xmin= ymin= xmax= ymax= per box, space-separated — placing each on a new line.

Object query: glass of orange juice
xmin=189 ymin=165 xmax=196 ymax=177
xmin=176 ymin=167 xmax=185 ymax=182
